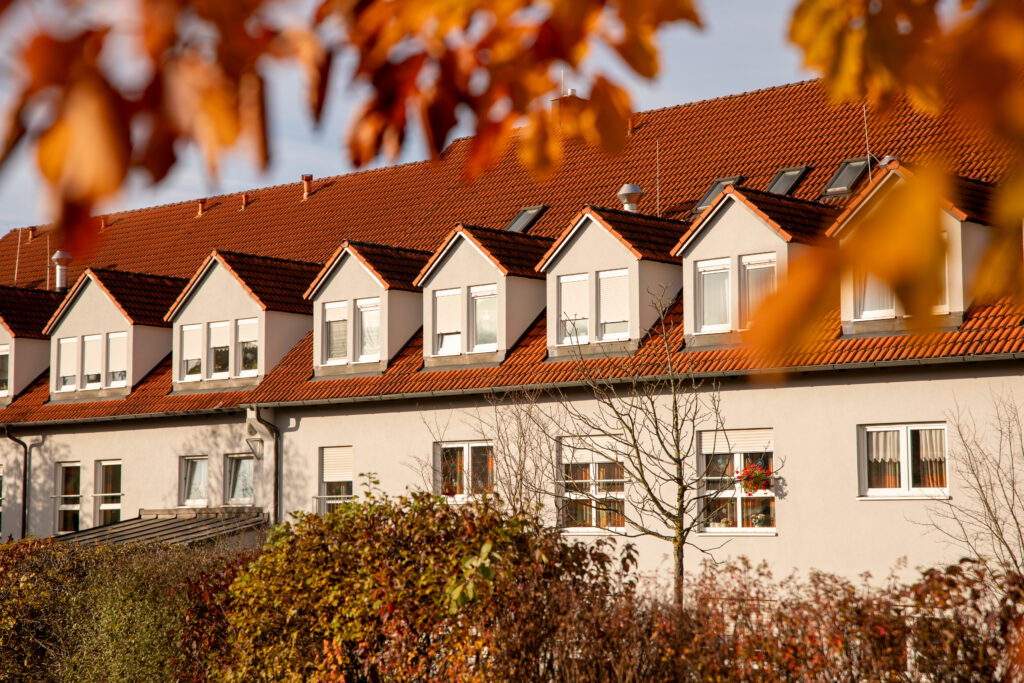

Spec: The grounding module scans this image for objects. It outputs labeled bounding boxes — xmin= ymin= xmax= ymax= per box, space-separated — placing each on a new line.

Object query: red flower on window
xmin=737 ymin=463 xmax=772 ymax=495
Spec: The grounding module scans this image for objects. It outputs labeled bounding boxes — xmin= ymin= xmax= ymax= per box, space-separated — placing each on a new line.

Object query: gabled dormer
xmin=672 ymin=185 xmax=836 ymax=346
xmin=43 ymin=269 xmax=186 ymax=398
xmin=165 ymin=251 xmax=320 ymax=390
xmin=0 ymin=285 xmax=63 ymax=404
xmin=825 ymin=161 xmax=993 ymax=335
xmin=414 ymin=224 xmax=552 ymax=367
xmin=304 ymin=241 xmax=430 ymax=376
xmin=538 ymin=205 xmax=686 ymax=357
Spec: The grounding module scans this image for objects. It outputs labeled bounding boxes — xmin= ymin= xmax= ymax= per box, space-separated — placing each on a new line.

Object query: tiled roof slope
xmin=0 ymin=79 xmax=1013 ymax=290
xmin=215 ymin=251 xmax=322 ymax=315
xmin=46 ymin=269 xmax=188 ymax=332
xmin=416 ymin=224 xmax=553 ymax=284
xmin=343 ymin=241 xmax=432 ymax=290
xmin=732 ymin=187 xmax=838 ymax=240
xmin=0 ymin=286 xmax=64 ymax=338
xmin=584 ymin=205 xmax=690 ymax=262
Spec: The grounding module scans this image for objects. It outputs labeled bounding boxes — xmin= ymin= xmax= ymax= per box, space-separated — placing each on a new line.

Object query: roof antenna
xmin=656 ymin=140 xmax=661 ymax=217
xmin=45 ymin=233 xmax=50 ymax=291
xmin=862 ymin=104 xmax=873 ymax=183
xmin=561 ymin=67 xmax=565 ymax=96
xmin=13 ymin=228 xmax=20 ymax=285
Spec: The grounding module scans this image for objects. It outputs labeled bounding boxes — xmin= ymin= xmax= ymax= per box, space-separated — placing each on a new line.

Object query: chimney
xmin=27 ymin=227 xmax=36 ymax=241
xmin=51 ymin=250 xmax=71 ymax=292
xmin=551 ymin=90 xmax=587 ymax=128
xmin=196 ymin=199 xmax=206 ymax=217
xmin=617 ymin=184 xmax=644 ymax=212
xmin=302 ymin=174 xmax=312 ymax=201
xmin=241 ymin=192 xmax=249 ymax=210
xmin=99 ymin=216 xmax=107 ymax=231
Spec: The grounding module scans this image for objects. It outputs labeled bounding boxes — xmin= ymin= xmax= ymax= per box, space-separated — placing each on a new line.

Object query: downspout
xmin=251 ymin=407 xmax=281 ymax=525
xmin=2 ymin=426 xmax=29 ymax=539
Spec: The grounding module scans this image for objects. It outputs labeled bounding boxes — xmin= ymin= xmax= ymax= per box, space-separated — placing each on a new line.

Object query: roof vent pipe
xmin=241 ymin=192 xmax=249 ymax=210
xmin=302 ymin=174 xmax=312 ymax=201
xmin=196 ymin=199 xmax=205 ymax=217
xmin=51 ymin=250 xmax=71 ymax=292
xmin=617 ymin=183 xmax=644 ymax=212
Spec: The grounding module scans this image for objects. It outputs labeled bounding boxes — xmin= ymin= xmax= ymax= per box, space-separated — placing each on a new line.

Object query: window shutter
xmin=325 ymin=302 xmax=347 ymax=322
xmin=83 ymin=336 xmax=101 ymax=375
xmin=237 ymin=319 xmax=258 ymax=343
xmin=59 ymin=338 xmax=78 ymax=377
xmin=107 ymin=333 xmax=127 ymax=373
xmin=599 ymin=272 xmax=628 ymax=324
xmin=322 ymin=446 xmax=353 ymax=482
xmin=559 ymin=276 xmax=588 ymax=320
xmin=435 ymin=291 xmax=461 ymax=334
xmin=209 ymin=323 xmax=229 ymax=348
xmin=699 ymin=429 xmax=773 ymax=454
xmin=182 ymin=326 xmax=201 ymax=359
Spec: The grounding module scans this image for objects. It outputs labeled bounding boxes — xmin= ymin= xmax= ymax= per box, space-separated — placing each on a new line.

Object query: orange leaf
xmin=518 ymin=110 xmax=562 ymax=179
xmin=582 ymin=76 xmax=632 ymax=156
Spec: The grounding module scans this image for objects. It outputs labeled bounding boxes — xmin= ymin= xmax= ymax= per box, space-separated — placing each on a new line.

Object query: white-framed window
xmin=225 ymin=454 xmax=255 ymax=504
xmin=324 ymin=302 xmax=348 ymax=364
xmin=57 ymin=337 xmax=78 ymax=391
xmin=697 ymin=258 xmax=730 ymax=333
xmin=318 ymin=445 xmax=354 ymax=514
xmin=470 ymin=285 xmax=498 ymax=352
xmin=434 ymin=289 xmax=462 ymax=355
xmin=859 ymin=423 xmax=947 ymax=497
xmin=56 ymin=462 xmax=81 ymax=534
xmin=208 ymin=322 xmax=230 ymax=379
xmin=741 ymin=254 xmax=776 ymax=328
xmin=598 ymin=269 xmax=629 ymax=341
xmin=236 ymin=318 xmax=258 ymax=377
xmin=96 ymin=460 xmax=122 ymax=526
xmin=180 ymin=456 xmax=208 ymax=506
xmin=106 ymin=332 xmax=127 ymax=387
xmin=699 ymin=429 xmax=775 ymax=532
xmin=82 ymin=334 xmax=102 ymax=389
xmin=356 ymin=298 xmax=381 ymax=362
xmin=558 ymin=440 xmax=626 ymax=531
xmin=437 ymin=442 xmax=493 ymax=501
xmin=854 ymin=271 xmax=896 ymax=320
xmin=181 ymin=324 xmax=202 ymax=381
xmin=558 ymin=273 xmax=589 ymax=345
xmin=0 ymin=344 xmax=9 ymax=397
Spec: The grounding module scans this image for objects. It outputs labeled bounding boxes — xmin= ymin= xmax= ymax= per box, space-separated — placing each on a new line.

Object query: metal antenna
xmin=561 ymin=67 xmax=565 ymax=96
xmin=13 ymin=228 xmax=20 ymax=285
xmin=46 ymin=233 xmax=50 ymax=290
xmin=656 ymin=140 xmax=661 ymax=217
xmin=862 ymin=104 xmax=873 ymax=182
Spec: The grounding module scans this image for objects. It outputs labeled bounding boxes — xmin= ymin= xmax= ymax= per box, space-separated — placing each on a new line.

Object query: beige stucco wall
xmin=0 ymin=330 xmax=49 ymax=400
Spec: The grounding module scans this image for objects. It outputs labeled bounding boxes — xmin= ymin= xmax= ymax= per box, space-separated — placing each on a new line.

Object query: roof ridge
xmin=586 ymin=204 xmax=691 ymax=225
xmin=88 ymin=266 xmax=188 ymax=284
xmin=732 ymin=186 xmax=837 ymax=210
xmin=460 ymin=223 xmax=555 ymax=241
xmin=344 ymin=240 xmax=433 ymax=256
xmin=215 ymin=249 xmax=322 ymax=268
xmin=633 ymin=78 xmax=824 ymax=118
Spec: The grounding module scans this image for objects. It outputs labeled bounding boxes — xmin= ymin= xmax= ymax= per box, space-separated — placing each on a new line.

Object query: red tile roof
xmin=45 ymin=268 xmax=188 ymax=333
xmin=306 ymin=241 xmax=432 ymax=297
xmin=0 ymin=286 xmax=64 ymax=339
xmin=415 ymin=224 xmax=553 ymax=285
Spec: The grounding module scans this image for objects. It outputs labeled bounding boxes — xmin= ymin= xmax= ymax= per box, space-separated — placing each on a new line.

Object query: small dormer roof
xmin=44 ymin=268 xmax=187 ymax=335
xmin=304 ymin=240 xmax=432 ymax=299
xmin=0 ymin=285 xmax=63 ymax=339
xmin=672 ymin=185 xmax=837 ymax=256
xmin=166 ymin=250 xmax=322 ymax=321
xmin=414 ymin=224 xmax=553 ymax=286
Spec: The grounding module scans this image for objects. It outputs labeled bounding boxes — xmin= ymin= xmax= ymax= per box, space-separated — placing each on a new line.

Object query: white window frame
xmin=57 ymin=337 xmax=78 ymax=392
xmin=323 ymin=301 xmax=349 ymax=365
xmin=95 ymin=460 xmax=122 ymax=526
xmin=235 ymin=318 xmax=259 ymax=378
xmin=180 ymin=324 xmax=202 ymax=382
xmin=436 ymin=441 xmax=494 ymax=503
xmin=106 ymin=332 xmax=128 ymax=388
xmin=433 ymin=288 xmax=462 ymax=356
xmin=557 ymin=440 xmax=627 ymax=534
xmin=858 ymin=423 xmax=949 ymax=499
xmin=597 ymin=269 xmax=629 ymax=341
xmin=82 ymin=334 xmax=103 ymax=389
xmin=55 ymin=462 xmax=81 ymax=534
xmin=932 ymin=232 xmax=950 ymax=315
xmin=699 ymin=448 xmax=776 ymax=535
xmin=180 ymin=456 xmax=209 ymax=507
xmin=225 ymin=453 xmax=255 ymax=505
xmin=853 ymin=271 xmax=896 ymax=321
xmin=0 ymin=344 xmax=10 ymax=397
xmin=207 ymin=321 xmax=230 ymax=379
xmin=469 ymin=284 xmax=498 ymax=353
xmin=557 ymin=273 xmax=590 ymax=346
xmin=355 ymin=298 xmax=381 ymax=363
xmin=696 ymin=257 xmax=731 ymax=333
xmin=741 ymin=253 xmax=776 ymax=328
xmin=318 ymin=445 xmax=355 ymax=514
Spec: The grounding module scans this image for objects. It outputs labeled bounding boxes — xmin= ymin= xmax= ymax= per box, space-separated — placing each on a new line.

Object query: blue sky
xmin=0 ymin=0 xmax=810 ymax=233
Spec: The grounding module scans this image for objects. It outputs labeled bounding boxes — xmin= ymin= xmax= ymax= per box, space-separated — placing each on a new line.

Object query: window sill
xmin=468 ymin=346 xmax=498 ymax=354
xmin=236 ymin=371 xmax=259 ymax=378
xmin=561 ymin=527 xmax=625 ymax=537
xmin=180 ymin=501 xmax=208 ymax=508
xmin=695 ymin=327 xmax=731 ymax=335
xmin=323 ymin=359 xmax=347 ymax=366
xmin=698 ymin=529 xmax=778 ymax=537
xmin=355 ymin=356 xmax=381 ymax=364
xmin=108 ymin=382 xmax=127 ymax=389
xmin=208 ymin=373 xmax=229 ymax=380
xmin=856 ymin=493 xmax=950 ymax=501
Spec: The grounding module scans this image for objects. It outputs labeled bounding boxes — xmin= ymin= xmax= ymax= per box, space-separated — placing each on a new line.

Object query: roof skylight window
xmin=694 ymin=176 xmax=743 ymax=212
xmin=505 ymin=205 xmax=548 ymax=233
xmin=766 ymin=167 xmax=807 ymax=196
xmin=822 ymin=158 xmax=869 ymax=195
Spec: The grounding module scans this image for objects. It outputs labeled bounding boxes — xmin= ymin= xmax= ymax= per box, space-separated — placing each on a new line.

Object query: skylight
xmin=766 ymin=167 xmax=807 ymax=196
xmin=694 ymin=176 xmax=743 ymax=212
xmin=823 ymin=158 xmax=869 ymax=195
xmin=505 ymin=205 xmax=548 ymax=233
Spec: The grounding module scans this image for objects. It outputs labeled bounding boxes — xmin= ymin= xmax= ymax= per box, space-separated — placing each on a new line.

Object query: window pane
xmin=742 ymin=497 xmax=775 ymax=528
xmin=184 ymin=459 xmax=207 ymax=502
xmin=473 ymin=295 xmax=497 ymax=347
xmin=437 ymin=332 xmax=461 ymax=355
xmin=325 ymin=481 xmax=353 ymax=497
xmin=701 ymin=269 xmax=729 ymax=328
xmin=597 ymin=462 xmax=624 ymax=493
xmin=441 ymin=447 xmax=464 ymax=496
xmin=59 ymin=510 xmax=79 ymax=533
xmin=184 ymin=358 xmax=201 ymax=377
xmin=856 ymin=272 xmax=895 ymax=317
xmin=596 ymin=498 xmax=624 ymax=528
xmin=212 ymin=346 xmax=229 ymax=373
xmin=61 ymin=466 xmax=80 ymax=497
xmin=563 ymin=463 xmax=590 ymax=494
xmin=744 ymin=264 xmax=775 ymax=325
xmin=0 ymin=353 xmax=8 ymax=392
xmin=867 ymin=430 xmax=900 ymax=489
xmin=100 ymin=463 xmax=120 ymax=495
xmin=767 ymin=168 xmax=804 ymax=195
xmin=743 ymin=452 xmax=773 ymax=473
xmin=704 ymin=498 xmax=736 ymax=528
xmin=563 ymin=499 xmax=591 ymax=527
xmin=470 ymin=445 xmax=493 ymax=494
xmin=705 ymin=454 xmax=734 ymax=479
xmin=239 ymin=340 xmax=258 ymax=372
xmin=359 ymin=307 xmax=380 ymax=357
xmin=911 ymin=428 xmax=946 ymax=488
xmin=99 ymin=509 xmax=120 ymax=526
xmin=229 ymin=457 xmax=255 ymax=501
xmin=826 ymin=159 xmax=867 ymax=193
xmin=326 ymin=319 xmax=347 ymax=360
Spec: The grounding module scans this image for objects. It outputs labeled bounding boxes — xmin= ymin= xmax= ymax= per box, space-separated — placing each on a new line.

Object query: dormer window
xmin=58 ymin=337 xmax=77 ymax=391
xmin=181 ymin=325 xmax=201 ymax=380
xmin=0 ymin=345 xmax=9 ymax=396
xmin=470 ymin=285 xmax=497 ymax=352
xmin=236 ymin=318 xmax=258 ymax=377
xmin=434 ymin=289 xmax=462 ymax=355
xmin=356 ymin=298 xmax=381 ymax=362
xmin=697 ymin=258 xmax=730 ymax=333
xmin=823 ymin=158 xmax=868 ymax=196
xmin=107 ymin=332 xmax=127 ymax=386
xmin=598 ymin=269 xmax=628 ymax=340
xmin=558 ymin=274 xmax=589 ymax=345
xmin=208 ymin=322 xmax=230 ymax=378
xmin=695 ymin=176 xmax=743 ymax=212
xmin=741 ymin=254 xmax=776 ymax=327
xmin=854 ymin=271 xmax=895 ymax=320
xmin=766 ymin=167 xmax=807 ymax=196
xmin=324 ymin=302 xmax=348 ymax=364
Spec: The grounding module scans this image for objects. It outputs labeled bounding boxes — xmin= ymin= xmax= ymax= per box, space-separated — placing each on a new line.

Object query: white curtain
xmin=867 ymin=430 xmax=900 ymax=489
xmin=856 ymin=272 xmax=894 ymax=317
xmin=184 ymin=459 xmax=207 ymax=502
xmin=359 ymin=305 xmax=380 ymax=357
xmin=701 ymin=270 xmax=729 ymax=328
xmin=744 ymin=264 xmax=775 ymax=325
xmin=912 ymin=428 xmax=946 ymax=488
